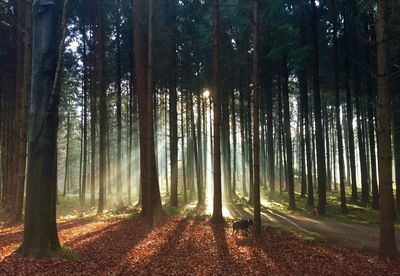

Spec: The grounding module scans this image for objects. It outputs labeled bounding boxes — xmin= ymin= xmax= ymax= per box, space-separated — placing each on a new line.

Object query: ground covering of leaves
xmin=1 ymin=215 xmax=400 ymax=275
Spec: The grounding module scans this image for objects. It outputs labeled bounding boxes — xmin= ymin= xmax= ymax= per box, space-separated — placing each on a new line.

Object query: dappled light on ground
xmin=1 ymin=215 xmax=400 ymax=275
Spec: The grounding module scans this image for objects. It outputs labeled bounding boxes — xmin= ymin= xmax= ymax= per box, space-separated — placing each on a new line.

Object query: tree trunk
xmin=63 ymin=112 xmax=71 ymax=197
xmin=95 ymin=0 xmax=107 ymax=214
xmin=376 ymin=0 xmax=398 ymax=258
xmin=14 ymin=0 xmax=31 ymax=221
xmin=324 ymin=103 xmax=331 ymax=192
xmin=282 ymin=54 xmax=296 ymax=210
xmin=211 ymin=0 xmax=223 ymax=223
xmin=18 ymin=0 xmax=63 ymax=257
xmin=252 ymin=0 xmax=261 ymax=238
xmin=343 ymin=1 xmax=358 ymax=202
xmin=181 ymin=95 xmax=187 ymax=204
xmin=311 ymin=0 xmax=327 ymax=215
xmin=80 ymin=18 xmax=88 ymax=206
xmin=116 ymin=10 xmax=123 ymax=204
xmin=332 ymin=0 xmax=347 ymax=213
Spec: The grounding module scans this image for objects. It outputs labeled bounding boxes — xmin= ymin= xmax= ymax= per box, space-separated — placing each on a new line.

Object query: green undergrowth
xmin=263 ymin=224 xmax=329 ymax=245
xmin=56 ymin=196 xmax=141 ymax=220
xmin=260 ymin=191 xmax=400 ymax=230
xmin=57 ymin=247 xmax=79 ymax=262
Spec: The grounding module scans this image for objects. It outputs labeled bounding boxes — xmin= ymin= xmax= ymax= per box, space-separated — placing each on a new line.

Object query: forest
xmin=0 ymin=0 xmax=400 ymax=274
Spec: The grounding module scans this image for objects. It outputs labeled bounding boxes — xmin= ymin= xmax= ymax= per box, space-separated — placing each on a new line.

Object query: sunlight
xmin=203 ymin=89 xmax=210 ymax=98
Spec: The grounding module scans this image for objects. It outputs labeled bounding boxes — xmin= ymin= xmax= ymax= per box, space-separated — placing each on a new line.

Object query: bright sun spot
xmin=203 ymin=89 xmax=210 ymax=98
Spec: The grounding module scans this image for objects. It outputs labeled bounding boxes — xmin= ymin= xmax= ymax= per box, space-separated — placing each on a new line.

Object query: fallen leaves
xmin=0 ymin=215 xmax=399 ymax=275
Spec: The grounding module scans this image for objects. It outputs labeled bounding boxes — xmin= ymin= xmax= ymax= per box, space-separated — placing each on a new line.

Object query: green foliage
xmin=57 ymin=247 xmax=79 ymax=262
xmin=164 ymin=206 xmax=181 ymax=216
xmin=262 ymin=191 xmax=400 ymax=230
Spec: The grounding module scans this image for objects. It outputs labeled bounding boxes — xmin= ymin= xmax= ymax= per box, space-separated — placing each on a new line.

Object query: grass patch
xmin=264 ymin=224 xmax=329 ymax=245
xmin=261 ymin=190 xmax=400 ymax=229
xmin=164 ymin=206 xmax=181 ymax=216
xmin=57 ymin=247 xmax=79 ymax=261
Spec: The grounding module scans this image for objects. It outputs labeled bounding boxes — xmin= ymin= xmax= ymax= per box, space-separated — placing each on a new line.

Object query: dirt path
xmin=226 ymin=204 xmax=400 ymax=251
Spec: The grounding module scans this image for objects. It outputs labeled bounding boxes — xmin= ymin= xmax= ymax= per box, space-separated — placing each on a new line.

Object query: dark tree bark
xmin=266 ymin=67 xmax=275 ymax=196
xmin=181 ymin=95 xmax=187 ymax=204
xmin=365 ymin=14 xmax=379 ymax=209
xmin=133 ymin=0 xmax=162 ymax=226
xmin=168 ymin=0 xmax=178 ymax=207
xmin=116 ymin=8 xmax=123 ymax=204
xmin=377 ymin=0 xmax=397 ymax=259
xmin=298 ymin=9 xmax=314 ymax=208
xmin=14 ymin=0 xmax=31 ymax=221
xmin=324 ymin=103 xmax=331 ymax=192
xmin=350 ymin=0 xmax=369 ymax=205
xmin=231 ymin=90 xmax=237 ymax=196
xmin=282 ymin=54 xmax=296 ymax=210
xmin=252 ymin=0 xmax=261 ymax=238
xmin=332 ymin=0 xmax=347 ymax=213
xmin=18 ymin=0 xmax=63 ymax=258
xmin=63 ymin=111 xmax=71 ymax=197
xmin=343 ymin=1 xmax=358 ymax=202
xmin=239 ymin=79 xmax=247 ymax=196
xmin=95 ymin=0 xmax=106 ymax=214
xmin=311 ymin=0 xmax=327 ymax=215
xmin=80 ymin=16 xmax=88 ymax=206
xmin=211 ymin=0 xmax=223 ymax=224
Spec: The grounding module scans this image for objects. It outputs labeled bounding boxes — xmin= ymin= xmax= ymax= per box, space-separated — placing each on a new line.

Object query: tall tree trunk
xmin=240 ymin=82 xmax=247 ymax=196
xmin=181 ymin=95 xmax=187 ymax=204
xmin=377 ymin=0 xmax=397 ymax=258
xmin=116 ymin=9 xmax=123 ymax=204
xmin=282 ymin=54 xmax=296 ymax=210
xmin=362 ymin=17 xmax=379 ymax=210
xmin=298 ymin=9 xmax=314 ymax=207
xmin=18 ymin=0 xmax=63 ymax=257
xmin=80 ymin=19 xmax=88 ymax=206
xmin=90 ymin=23 xmax=97 ymax=208
xmin=266 ymin=62 xmax=275 ymax=196
xmin=343 ymin=1 xmax=358 ymax=202
xmin=133 ymin=0 xmax=162 ymax=225
xmin=95 ymin=0 xmax=106 ymax=214
xmin=211 ymin=0 xmax=223 ymax=223
xmin=324 ymin=103 xmax=331 ymax=192
xmin=350 ymin=0 xmax=369 ymax=205
xmin=311 ymin=0 xmax=327 ymax=215
xmin=252 ymin=0 xmax=261 ymax=238
xmin=247 ymin=86 xmax=254 ymax=205
xmin=231 ymin=90 xmax=237 ymax=196
xmin=14 ymin=0 xmax=31 ymax=221
xmin=332 ymin=0 xmax=347 ymax=213
xmin=63 ymin=111 xmax=71 ymax=197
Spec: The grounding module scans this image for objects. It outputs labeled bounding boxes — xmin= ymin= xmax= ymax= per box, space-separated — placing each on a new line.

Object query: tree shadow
xmin=126 ymin=217 xmax=190 ymax=274
xmin=210 ymin=222 xmax=247 ymax=274
xmin=0 ymin=217 xmax=98 ymax=248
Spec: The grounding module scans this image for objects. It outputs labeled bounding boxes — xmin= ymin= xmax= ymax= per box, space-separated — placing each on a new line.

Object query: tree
xmin=282 ymin=53 xmax=295 ymax=211
xmin=168 ymin=0 xmax=178 ymax=208
xmin=95 ymin=0 xmax=107 ymax=214
xmin=343 ymin=1 xmax=358 ymax=203
xmin=376 ymin=0 xmax=397 ymax=259
xmin=311 ymin=0 xmax=327 ymax=215
xmin=133 ymin=0 xmax=162 ymax=226
xmin=211 ymin=0 xmax=223 ymax=224
xmin=331 ymin=0 xmax=347 ymax=214
xmin=252 ymin=0 xmax=261 ymax=238
xmin=115 ymin=1 xmax=123 ymax=204
xmin=17 ymin=0 xmax=63 ymax=257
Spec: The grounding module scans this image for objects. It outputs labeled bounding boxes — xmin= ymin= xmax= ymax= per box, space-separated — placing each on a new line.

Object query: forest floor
xmin=227 ymin=200 xmax=400 ymax=250
xmin=1 ymin=211 xmax=400 ymax=275
xmin=224 ymin=192 xmax=400 ymax=251
xmin=1 ymin=195 xmax=400 ymax=275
